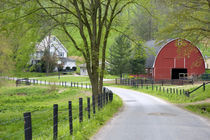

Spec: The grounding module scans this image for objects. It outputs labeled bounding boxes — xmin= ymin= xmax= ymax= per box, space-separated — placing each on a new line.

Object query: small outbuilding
xmin=145 ymin=39 xmax=205 ymax=80
xmin=79 ymin=64 xmax=88 ymax=76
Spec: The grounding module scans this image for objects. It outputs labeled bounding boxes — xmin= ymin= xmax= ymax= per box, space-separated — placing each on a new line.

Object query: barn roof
xmin=145 ymin=39 xmax=173 ymax=68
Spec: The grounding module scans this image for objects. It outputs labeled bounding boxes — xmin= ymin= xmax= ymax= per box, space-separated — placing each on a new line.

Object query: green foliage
xmin=0 ymin=35 xmax=14 ymax=74
xmin=108 ymin=35 xmax=132 ymax=76
xmin=131 ymin=1 xmax=158 ymax=41
xmin=40 ymin=50 xmax=58 ymax=73
xmin=156 ymin=0 xmax=210 ymax=46
xmin=206 ymin=69 xmax=210 ymax=74
xmin=129 ymin=57 xmax=146 ymax=74
xmin=108 ymin=35 xmax=146 ymax=75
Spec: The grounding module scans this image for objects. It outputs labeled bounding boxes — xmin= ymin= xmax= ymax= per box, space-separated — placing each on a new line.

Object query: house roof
xmin=36 ymin=35 xmax=68 ymax=53
xmin=60 ymin=57 xmax=75 ymax=63
xmin=145 ymin=40 xmax=162 ymax=68
xmin=78 ymin=63 xmax=86 ymax=68
xmin=145 ymin=39 xmax=173 ymax=68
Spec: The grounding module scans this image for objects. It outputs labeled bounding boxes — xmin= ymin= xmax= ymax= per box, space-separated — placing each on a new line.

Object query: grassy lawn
xmin=36 ymin=75 xmax=90 ymax=83
xmin=185 ymin=103 xmax=210 ymax=118
xmin=0 ymin=80 xmax=122 ymax=140
xmin=36 ymin=74 xmax=118 ymax=83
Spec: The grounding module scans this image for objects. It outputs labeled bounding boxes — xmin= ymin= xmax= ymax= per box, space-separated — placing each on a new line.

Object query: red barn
xmin=145 ymin=39 xmax=205 ymax=80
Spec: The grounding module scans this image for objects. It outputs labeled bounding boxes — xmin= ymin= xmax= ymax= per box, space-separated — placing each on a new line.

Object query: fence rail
xmin=115 ymin=78 xmax=209 ymax=97
xmin=115 ymin=78 xmax=196 ymax=86
xmin=0 ymin=76 xmax=92 ymax=89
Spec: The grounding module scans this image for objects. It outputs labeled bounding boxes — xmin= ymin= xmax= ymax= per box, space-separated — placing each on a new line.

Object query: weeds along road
xmin=92 ymin=87 xmax=210 ymax=140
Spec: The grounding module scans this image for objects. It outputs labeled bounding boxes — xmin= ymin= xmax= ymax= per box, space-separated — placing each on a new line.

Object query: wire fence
xmin=0 ymin=76 xmax=92 ymax=89
xmin=115 ymin=78 xmax=208 ymax=97
xmin=0 ymin=86 xmax=114 ymax=140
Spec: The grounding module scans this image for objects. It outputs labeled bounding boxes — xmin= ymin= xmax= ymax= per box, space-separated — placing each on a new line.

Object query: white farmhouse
xmin=30 ymin=35 xmax=76 ymax=71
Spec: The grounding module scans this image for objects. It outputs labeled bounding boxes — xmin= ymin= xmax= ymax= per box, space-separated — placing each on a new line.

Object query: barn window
xmin=177 ymin=39 xmax=182 ymax=46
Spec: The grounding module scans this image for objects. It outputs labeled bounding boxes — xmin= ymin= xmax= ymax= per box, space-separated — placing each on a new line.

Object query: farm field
xmin=0 ymin=80 xmax=122 ymax=140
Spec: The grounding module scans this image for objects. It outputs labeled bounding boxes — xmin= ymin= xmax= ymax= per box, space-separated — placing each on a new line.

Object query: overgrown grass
xmin=185 ymin=103 xmax=210 ymax=118
xmin=0 ymin=80 xmax=122 ymax=140
xmin=112 ymin=84 xmax=210 ymax=103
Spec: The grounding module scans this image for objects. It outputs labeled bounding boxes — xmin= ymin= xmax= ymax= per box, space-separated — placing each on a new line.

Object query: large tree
xmin=156 ymin=0 xmax=210 ymax=46
xmin=0 ymin=0 xmax=138 ymax=97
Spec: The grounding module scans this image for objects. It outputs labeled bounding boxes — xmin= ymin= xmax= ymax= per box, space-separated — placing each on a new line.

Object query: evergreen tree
xmin=129 ymin=44 xmax=146 ymax=75
xmin=108 ymin=35 xmax=132 ymax=77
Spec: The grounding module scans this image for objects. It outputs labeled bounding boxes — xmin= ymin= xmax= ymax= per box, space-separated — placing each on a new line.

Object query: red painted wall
xmin=153 ymin=39 xmax=205 ymax=80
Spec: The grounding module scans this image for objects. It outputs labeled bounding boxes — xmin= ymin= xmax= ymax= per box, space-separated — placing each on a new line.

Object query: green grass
xmin=185 ymin=103 xmax=210 ymax=118
xmin=103 ymin=74 xmax=118 ymax=79
xmin=5 ymin=71 xmax=59 ymax=78
xmin=112 ymin=84 xmax=210 ymax=103
xmin=206 ymin=69 xmax=210 ymax=74
xmin=0 ymin=80 xmax=122 ymax=140
xmin=37 ymin=75 xmax=90 ymax=83
xmin=36 ymin=74 xmax=118 ymax=84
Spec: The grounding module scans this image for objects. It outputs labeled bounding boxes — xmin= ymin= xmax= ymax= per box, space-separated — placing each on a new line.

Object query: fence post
xmin=92 ymin=95 xmax=96 ymax=114
xmin=101 ymin=93 xmax=103 ymax=108
xmin=180 ymin=89 xmax=182 ymax=95
xmin=45 ymin=80 xmax=46 ymax=85
xmin=65 ymin=82 xmax=67 ymax=87
xmin=203 ymin=82 xmax=205 ymax=91
xmin=23 ymin=112 xmax=32 ymax=140
xmin=87 ymin=97 xmax=90 ymax=119
xmin=109 ymin=91 xmax=113 ymax=102
xmin=106 ymin=90 xmax=109 ymax=103
xmin=167 ymin=88 xmax=168 ymax=93
xmin=68 ymin=101 xmax=73 ymax=135
xmin=71 ymin=82 xmax=72 ymax=87
xmin=77 ymin=82 xmax=79 ymax=88
xmin=79 ymin=98 xmax=83 ymax=123
xmin=86 ymin=83 xmax=87 ymax=89
xmin=53 ymin=104 xmax=58 ymax=140
xmin=98 ymin=94 xmax=100 ymax=110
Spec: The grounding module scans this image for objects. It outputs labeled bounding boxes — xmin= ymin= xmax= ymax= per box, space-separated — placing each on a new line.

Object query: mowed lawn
xmin=0 ymin=80 xmax=122 ymax=140
xmin=36 ymin=75 xmax=90 ymax=83
xmin=36 ymin=74 xmax=118 ymax=83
